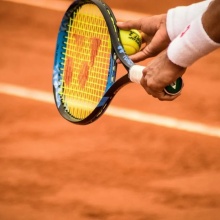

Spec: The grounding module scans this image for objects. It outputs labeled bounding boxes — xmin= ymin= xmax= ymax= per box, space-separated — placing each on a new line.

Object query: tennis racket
xmin=53 ymin=0 xmax=183 ymax=125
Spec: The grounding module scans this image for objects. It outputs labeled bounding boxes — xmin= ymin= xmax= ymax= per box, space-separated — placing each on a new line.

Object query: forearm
xmin=202 ymin=0 xmax=220 ymax=43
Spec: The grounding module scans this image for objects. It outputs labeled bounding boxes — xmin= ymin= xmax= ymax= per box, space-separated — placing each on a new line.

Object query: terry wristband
xmin=167 ymin=0 xmax=213 ymax=41
xmin=167 ymin=15 xmax=220 ymax=68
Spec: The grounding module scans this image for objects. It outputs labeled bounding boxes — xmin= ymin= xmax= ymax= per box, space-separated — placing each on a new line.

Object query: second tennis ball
xmin=119 ymin=29 xmax=142 ymax=55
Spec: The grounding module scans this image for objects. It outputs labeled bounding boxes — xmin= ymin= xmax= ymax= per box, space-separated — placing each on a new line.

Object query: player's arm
xmin=117 ymin=14 xmax=170 ymax=61
xmin=167 ymin=0 xmax=220 ymax=68
xmin=202 ymin=0 xmax=220 ymax=43
xmin=141 ymin=0 xmax=220 ymax=101
xmin=167 ymin=0 xmax=213 ymax=40
xmin=117 ymin=0 xmax=213 ymax=62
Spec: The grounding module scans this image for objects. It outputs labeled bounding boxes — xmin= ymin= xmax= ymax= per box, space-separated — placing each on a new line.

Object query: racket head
xmin=53 ymin=0 xmax=124 ymax=125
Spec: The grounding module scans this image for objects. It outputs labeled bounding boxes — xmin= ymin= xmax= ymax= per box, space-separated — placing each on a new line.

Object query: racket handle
xmin=129 ymin=65 xmax=183 ymax=95
xmin=129 ymin=65 xmax=144 ymax=84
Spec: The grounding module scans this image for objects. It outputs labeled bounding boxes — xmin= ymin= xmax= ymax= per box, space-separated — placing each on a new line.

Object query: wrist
xmin=166 ymin=0 xmax=213 ymax=41
xmin=167 ymin=15 xmax=220 ymax=68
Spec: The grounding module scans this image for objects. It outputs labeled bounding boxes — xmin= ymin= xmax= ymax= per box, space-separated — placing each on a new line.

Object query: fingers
xmin=117 ymin=16 xmax=183 ymax=101
xmin=140 ymin=76 xmax=181 ymax=101
xmin=129 ymin=45 xmax=155 ymax=62
xmin=139 ymin=64 xmax=183 ymax=101
xmin=141 ymin=80 xmax=181 ymax=101
xmin=117 ymin=16 xmax=170 ymax=62
xmin=153 ymin=91 xmax=181 ymax=101
xmin=117 ymin=15 xmax=166 ymax=36
xmin=117 ymin=19 xmax=142 ymax=31
xmin=125 ymin=41 xmax=166 ymax=63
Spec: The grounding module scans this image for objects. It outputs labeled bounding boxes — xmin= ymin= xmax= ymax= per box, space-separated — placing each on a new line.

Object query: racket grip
xmin=129 ymin=65 xmax=145 ymax=84
xmin=129 ymin=65 xmax=183 ymax=95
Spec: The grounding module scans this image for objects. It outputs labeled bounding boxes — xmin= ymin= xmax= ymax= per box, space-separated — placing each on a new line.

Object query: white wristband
xmin=167 ymin=15 xmax=220 ymax=68
xmin=167 ymin=0 xmax=213 ymax=41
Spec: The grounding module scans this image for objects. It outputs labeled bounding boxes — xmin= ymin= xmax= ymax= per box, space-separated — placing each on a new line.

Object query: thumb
xmin=129 ymin=44 xmax=153 ymax=62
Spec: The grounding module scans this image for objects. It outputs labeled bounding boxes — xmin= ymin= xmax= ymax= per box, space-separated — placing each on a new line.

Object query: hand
xmin=140 ymin=50 xmax=186 ymax=101
xmin=117 ymin=14 xmax=171 ymax=62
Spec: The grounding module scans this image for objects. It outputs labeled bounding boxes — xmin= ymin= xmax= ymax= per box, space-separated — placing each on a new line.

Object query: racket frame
xmin=53 ymin=0 xmax=182 ymax=125
xmin=53 ymin=0 xmax=135 ymax=125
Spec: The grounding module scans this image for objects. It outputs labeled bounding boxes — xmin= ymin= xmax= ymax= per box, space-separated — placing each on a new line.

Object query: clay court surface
xmin=1 ymin=0 xmax=220 ymax=219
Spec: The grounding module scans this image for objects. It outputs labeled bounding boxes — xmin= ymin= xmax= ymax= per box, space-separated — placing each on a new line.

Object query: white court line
xmin=1 ymin=83 xmax=220 ymax=138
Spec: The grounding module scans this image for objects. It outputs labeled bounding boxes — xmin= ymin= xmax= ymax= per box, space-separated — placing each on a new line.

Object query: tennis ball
xmin=119 ymin=29 xmax=142 ymax=55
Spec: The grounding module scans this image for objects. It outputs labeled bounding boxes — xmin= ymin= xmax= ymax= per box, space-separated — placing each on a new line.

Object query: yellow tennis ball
xmin=119 ymin=29 xmax=142 ymax=55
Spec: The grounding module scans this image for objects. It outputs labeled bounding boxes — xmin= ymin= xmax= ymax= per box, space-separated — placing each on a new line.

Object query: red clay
xmin=0 ymin=1 xmax=220 ymax=220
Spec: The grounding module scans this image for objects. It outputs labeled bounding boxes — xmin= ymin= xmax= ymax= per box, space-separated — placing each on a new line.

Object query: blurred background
xmin=103 ymin=0 xmax=200 ymax=13
xmin=0 ymin=0 xmax=220 ymax=220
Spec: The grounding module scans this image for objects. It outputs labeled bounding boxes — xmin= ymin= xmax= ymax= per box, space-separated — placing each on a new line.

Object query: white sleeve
xmin=167 ymin=0 xmax=213 ymax=41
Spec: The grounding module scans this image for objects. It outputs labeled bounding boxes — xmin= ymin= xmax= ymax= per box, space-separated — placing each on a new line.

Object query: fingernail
xmin=117 ymin=21 xmax=123 ymax=26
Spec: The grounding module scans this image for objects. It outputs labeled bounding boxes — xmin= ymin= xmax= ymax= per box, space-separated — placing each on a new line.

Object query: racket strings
xmin=60 ymin=4 xmax=111 ymax=119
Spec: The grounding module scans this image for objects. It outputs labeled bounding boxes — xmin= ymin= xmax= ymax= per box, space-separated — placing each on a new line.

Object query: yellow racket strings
xmin=60 ymin=4 xmax=111 ymax=120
